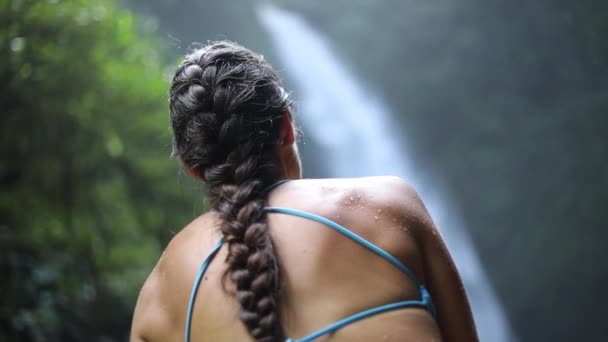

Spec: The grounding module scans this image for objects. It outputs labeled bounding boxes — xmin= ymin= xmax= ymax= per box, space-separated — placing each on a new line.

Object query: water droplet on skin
xmin=377 ymin=209 xmax=382 ymax=213
xmin=350 ymin=196 xmax=354 ymax=201
xmin=392 ymin=217 xmax=397 ymax=222
xmin=374 ymin=216 xmax=379 ymax=220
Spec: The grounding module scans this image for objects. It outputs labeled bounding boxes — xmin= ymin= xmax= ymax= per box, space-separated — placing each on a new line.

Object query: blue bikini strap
xmin=185 ymin=186 xmax=436 ymax=342
xmin=264 ymin=206 xmax=436 ymax=342
xmin=185 ymin=181 xmax=288 ymax=342
xmin=263 ymin=206 xmax=426 ymax=289
xmin=285 ymin=299 xmax=431 ymax=342
xmin=185 ymin=237 xmax=224 ymax=342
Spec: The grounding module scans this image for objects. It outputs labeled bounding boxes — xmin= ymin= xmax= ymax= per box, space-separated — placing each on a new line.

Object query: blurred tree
xmin=0 ymin=0 xmax=200 ymax=340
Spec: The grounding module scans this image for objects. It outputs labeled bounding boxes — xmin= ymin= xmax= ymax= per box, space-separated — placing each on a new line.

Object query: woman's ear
xmin=280 ymin=111 xmax=295 ymax=145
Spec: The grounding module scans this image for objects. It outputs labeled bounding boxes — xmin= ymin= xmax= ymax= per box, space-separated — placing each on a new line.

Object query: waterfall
xmin=257 ymin=5 xmax=515 ymax=342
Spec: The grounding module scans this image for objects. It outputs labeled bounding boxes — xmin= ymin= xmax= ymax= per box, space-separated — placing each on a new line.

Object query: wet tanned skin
xmin=130 ymin=176 xmax=478 ymax=342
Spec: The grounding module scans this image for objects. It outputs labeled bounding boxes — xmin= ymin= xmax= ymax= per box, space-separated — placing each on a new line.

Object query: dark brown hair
xmin=169 ymin=41 xmax=291 ymax=341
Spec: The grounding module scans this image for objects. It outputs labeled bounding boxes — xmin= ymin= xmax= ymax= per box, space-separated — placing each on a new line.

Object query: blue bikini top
xmin=185 ymin=180 xmax=436 ymax=342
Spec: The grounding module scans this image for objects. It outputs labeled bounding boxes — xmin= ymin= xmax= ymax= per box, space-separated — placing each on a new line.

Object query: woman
xmin=130 ymin=41 xmax=478 ymax=342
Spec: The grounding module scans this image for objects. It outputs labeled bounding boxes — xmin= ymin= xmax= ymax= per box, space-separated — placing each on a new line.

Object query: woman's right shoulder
xmin=154 ymin=211 xmax=223 ymax=280
xmin=131 ymin=211 xmax=222 ymax=341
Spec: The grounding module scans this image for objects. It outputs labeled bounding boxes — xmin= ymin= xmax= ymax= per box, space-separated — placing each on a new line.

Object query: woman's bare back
xmin=131 ymin=176 xmax=477 ymax=341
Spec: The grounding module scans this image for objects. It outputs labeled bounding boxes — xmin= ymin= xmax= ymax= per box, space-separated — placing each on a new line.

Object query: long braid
xmin=169 ymin=41 xmax=290 ymax=341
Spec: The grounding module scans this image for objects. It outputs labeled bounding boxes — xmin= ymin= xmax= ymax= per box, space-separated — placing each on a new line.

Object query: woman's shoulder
xmin=287 ymin=176 xmax=419 ymax=197
xmin=273 ymin=176 xmax=432 ymax=241
xmin=131 ymin=211 xmax=222 ymax=341
xmin=347 ymin=176 xmax=436 ymax=240
xmin=285 ymin=176 xmax=427 ymax=220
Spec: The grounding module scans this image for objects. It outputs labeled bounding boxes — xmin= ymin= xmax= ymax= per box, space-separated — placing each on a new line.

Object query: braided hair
xmin=169 ymin=41 xmax=292 ymax=341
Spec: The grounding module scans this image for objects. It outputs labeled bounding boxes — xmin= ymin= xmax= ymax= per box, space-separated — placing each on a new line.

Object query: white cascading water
xmin=257 ymin=5 xmax=515 ymax=342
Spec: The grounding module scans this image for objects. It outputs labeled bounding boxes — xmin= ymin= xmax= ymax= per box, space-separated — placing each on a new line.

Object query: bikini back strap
xmin=184 ymin=180 xmax=289 ymax=342
xmin=263 ymin=206 xmax=426 ymax=289
xmin=185 ymin=205 xmax=436 ymax=342
xmin=185 ymin=237 xmax=224 ymax=342
xmin=285 ymin=299 xmax=431 ymax=342
xmin=265 ymin=206 xmax=436 ymax=341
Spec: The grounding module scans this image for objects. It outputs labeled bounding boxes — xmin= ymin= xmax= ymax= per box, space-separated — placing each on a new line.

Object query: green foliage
xmin=0 ymin=0 xmax=200 ymax=340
